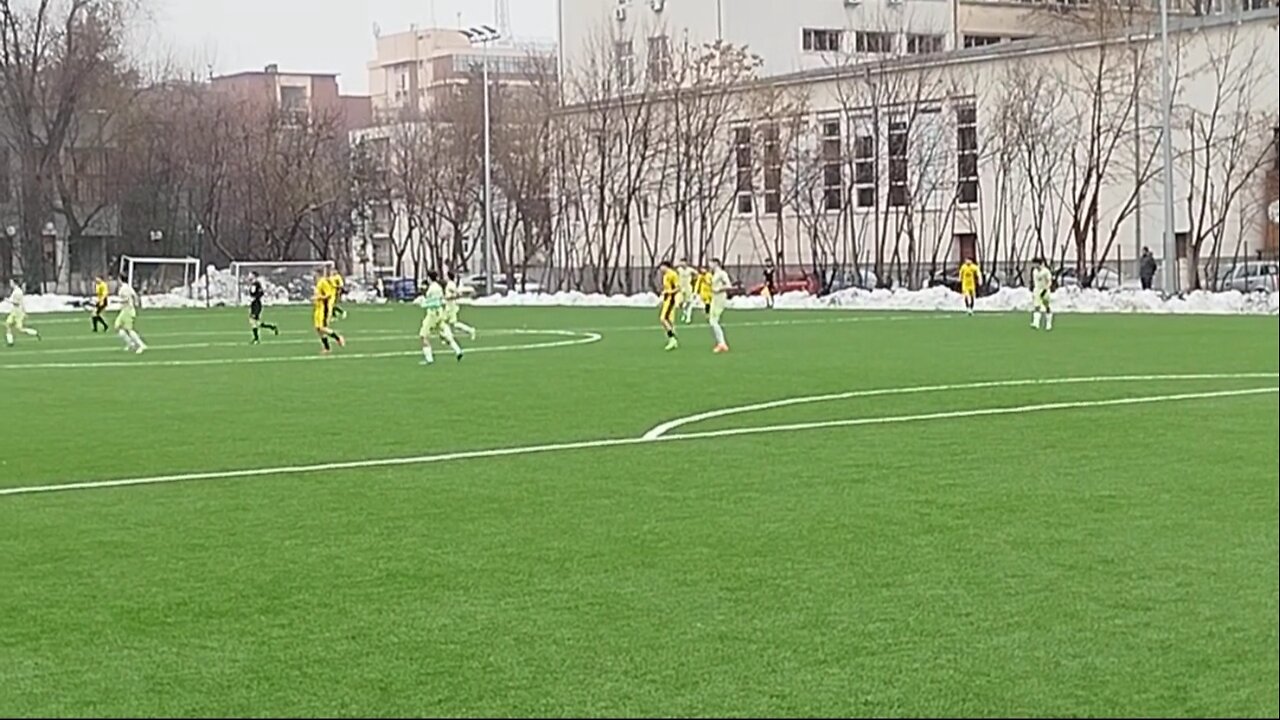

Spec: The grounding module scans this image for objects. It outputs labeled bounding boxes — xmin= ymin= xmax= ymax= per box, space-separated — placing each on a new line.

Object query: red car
xmin=746 ymin=272 xmax=820 ymax=297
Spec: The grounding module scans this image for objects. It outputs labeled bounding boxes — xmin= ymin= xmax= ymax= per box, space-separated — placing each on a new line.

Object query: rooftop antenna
xmin=495 ymin=0 xmax=512 ymax=39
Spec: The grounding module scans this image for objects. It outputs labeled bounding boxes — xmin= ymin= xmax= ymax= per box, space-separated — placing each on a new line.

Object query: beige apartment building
xmin=367 ymin=27 xmax=556 ymax=121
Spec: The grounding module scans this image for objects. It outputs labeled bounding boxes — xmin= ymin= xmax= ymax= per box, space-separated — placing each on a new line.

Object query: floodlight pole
xmin=467 ymin=25 xmax=501 ymax=296
xmin=1158 ymin=0 xmax=1178 ymax=295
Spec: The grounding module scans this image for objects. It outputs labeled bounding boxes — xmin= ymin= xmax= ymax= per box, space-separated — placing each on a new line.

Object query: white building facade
xmin=551 ymin=9 xmax=1279 ymax=292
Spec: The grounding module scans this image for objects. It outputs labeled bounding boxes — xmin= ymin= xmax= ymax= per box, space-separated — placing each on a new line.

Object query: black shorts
xmin=250 ymin=302 xmax=263 ymax=320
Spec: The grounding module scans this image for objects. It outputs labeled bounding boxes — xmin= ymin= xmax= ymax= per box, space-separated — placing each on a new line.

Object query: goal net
xmin=119 ymin=256 xmax=202 ymax=298
xmin=230 ymin=260 xmax=335 ymax=305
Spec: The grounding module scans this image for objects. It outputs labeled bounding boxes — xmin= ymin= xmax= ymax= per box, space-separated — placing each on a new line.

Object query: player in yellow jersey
xmin=327 ymin=268 xmax=347 ymax=321
xmin=91 ymin=275 xmax=110 ymax=332
xmin=312 ymin=267 xmax=345 ymax=354
xmin=696 ymin=266 xmax=714 ymax=315
xmin=658 ymin=260 xmax=680 ymax=351
xmin=958 ymin=257 xmax=981 ymax=316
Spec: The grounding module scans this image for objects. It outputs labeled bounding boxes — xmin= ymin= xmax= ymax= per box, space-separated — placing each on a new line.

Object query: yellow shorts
xmin=660 ymin=295 xmax=677 ymax=324
xmin=962 ymin=285 xmax=976 ymax=298
xmin=313 ymin=303 xmax=328 ymax=329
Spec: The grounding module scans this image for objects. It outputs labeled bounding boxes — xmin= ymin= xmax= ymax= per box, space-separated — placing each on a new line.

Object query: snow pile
xmin=471 ymin=286 xmax=1280 ymax=315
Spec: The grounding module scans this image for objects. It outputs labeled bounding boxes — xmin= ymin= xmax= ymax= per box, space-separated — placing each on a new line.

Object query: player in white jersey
xmin=676 ymin=258 xmax=698 ymax=323
xmin=708 ymin=258 xmax=732 ymax=353
xmin=444 ymin=272 xmax=477 ymax=340
xmin=1030 ymin=258 xmax=1054 ymax=331
xmin=5 ymin=279 xmax=41 ymax=346
xmin=418 ymin=270 xmax=464 ymax=365
xmin=114 ymin=276 xmax=147 ymax=353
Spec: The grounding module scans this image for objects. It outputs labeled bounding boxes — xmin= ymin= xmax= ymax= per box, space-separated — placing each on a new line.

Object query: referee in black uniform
xmin=247 ymin=272 xmax=279 ymax=344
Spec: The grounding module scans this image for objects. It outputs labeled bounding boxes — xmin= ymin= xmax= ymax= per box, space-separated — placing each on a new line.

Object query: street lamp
xmin=462 ymin=24 xmax=501 ymax=296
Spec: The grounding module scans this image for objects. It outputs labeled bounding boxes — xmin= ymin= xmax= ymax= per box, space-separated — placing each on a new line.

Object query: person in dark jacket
xmin=1139 ymin=247 xmax=1157 ymax=290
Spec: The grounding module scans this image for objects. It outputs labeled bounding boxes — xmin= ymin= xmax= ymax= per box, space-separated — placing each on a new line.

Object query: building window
xmin=855 ymin=31 xmax=894 ymax=54
xmin=852 ymin=116 xmax=876 ymax=209
xmin=906 ymin=34 xmax=944 ymax=55
xmin=821 ymin=119 xmax=842 ymax=211
xmin=887 ymin=117 xmax=908 ymax=208
xmin=647 ymin=35 xmax=672 ymax=83
xmin=72 ymin=148 xmax=109 ymax=205
xmin=963 ymin=34 xmax=1004 ymax=48
xmin=734 ymin=125 xmax=753 ymax=214
xmin=803 ymin=28 xmax=842 ymax=52
xmin=762 ymin=123 xmax=782 ymax=215
xmin=614 ymin=40 xmax=635 ymax=87
xmin=956 ymin=104 xmax=979 ymax=204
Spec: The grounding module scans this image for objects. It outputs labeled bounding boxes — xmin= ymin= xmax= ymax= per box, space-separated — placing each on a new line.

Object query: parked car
xmin=464 ymin=273 xmax=544 ymax=296
xmin=1214 ymin=262 xmax=1278 ymax=293
xmin=928 ymin=269 xmax=1003 ymax=296
xmin=746 ymin=273 xmax=820 ymax=296
xmin=379 ymin=277 xmax=420 ymax=302
xmin=825 ymin=268 xmax=880 ymax=293
xmin=1056 ymin=267 xmax=1121 ymax=290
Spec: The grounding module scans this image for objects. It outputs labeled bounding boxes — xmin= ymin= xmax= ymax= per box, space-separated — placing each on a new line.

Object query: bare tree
xmin=1 ymin=0 xmax=138 ymax=290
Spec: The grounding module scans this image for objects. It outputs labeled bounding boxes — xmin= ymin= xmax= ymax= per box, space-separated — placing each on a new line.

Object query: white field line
xmin=641 ymin=373 xmax=1280 ymax=439
xmin=0 ymin=314 xmax=944 ymax=361
xmin=0 ymin=331 xmax=601 ymax=370
xmin=2 ymin=385 xmax=1273 ymax=498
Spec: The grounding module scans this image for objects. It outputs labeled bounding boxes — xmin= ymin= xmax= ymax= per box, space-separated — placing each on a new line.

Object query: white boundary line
xmin=2 ymin=384 xmax=1273 ymax=498
xmin=641 ymin=373 xmax=1280 ymax=439
xmin=0 ymin=330 xmax=602 ymax=370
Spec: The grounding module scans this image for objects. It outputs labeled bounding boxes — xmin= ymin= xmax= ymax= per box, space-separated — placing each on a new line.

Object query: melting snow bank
xmin=7 ymin=284 xmax=1276 ymax=316
xmin=472 ymin=286 xmax=1280 ymax=315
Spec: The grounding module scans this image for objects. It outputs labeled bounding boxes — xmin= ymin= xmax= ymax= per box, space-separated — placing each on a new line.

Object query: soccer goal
xmin=118 ymin=255 xmax=202 ymax=298
xmin=230 ymin=260 xmax=335 ymax=305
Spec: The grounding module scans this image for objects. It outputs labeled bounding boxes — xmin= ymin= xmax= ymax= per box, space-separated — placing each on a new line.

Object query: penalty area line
xmin=1 ymin=386 xmax=1273 ymax=498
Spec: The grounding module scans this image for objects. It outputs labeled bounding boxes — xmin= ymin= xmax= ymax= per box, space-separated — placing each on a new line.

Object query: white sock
xmin=4 ymin=330 xmax=12 ymax=345
xmin=22 ymin=327 xmax=37 ymax=336
xmin=128 ymin=330 xmax=146 ymax=348
xmin=711 ymin=321 xmax=726 ymax=346
xmin=445 ymin=336 xmax=462 ymax=355
xmin=454 ymin=322 xmax=475 ymax=336
xmin=1032 ymin=311 xmax=1041 ymax=328
xmin=422 ymin=344 xmax=434 ymax=363
xmin=1045 ymin=313 xmax=1054 ymax=330
xmin=119 ymin=329 xmax=135 ymax=348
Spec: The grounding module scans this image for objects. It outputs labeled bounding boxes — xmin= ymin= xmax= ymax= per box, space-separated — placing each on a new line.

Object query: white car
xmin=1214 ymin=262 xmax=1278 ymax=293
xmin=464 ymin=273 xmax=544 ymax=296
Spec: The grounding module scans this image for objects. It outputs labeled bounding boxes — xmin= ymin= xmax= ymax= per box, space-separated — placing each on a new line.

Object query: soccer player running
xmin=708 ymin=258 xmax=732 ymax=353
xmin=91 ymin=274 xmax=109 ymax=332
xmin=762 ymin=257 xmax=776 ymax=309
xmin=676 ymin=258 xmax=698 ymax=323
xmin=5 ymin=279 xmax=41 ymax=347
xmin=328 ymin=267 xmax=347 ymax=320
xmin=114 ymin=275 xmax=146 ymax=353
xmin=1031 ymin=257 xmax=1054 ymax=331
xmin=312 ymin=267 xmax=345 ymax=354
xmin=418 ymin=270 xmax=464 ymax=365
xmin=959 ymin=257 xmax=981 ymax=316
xmin=246 ymin=272 xmax=279 ymax=344
xmin=443 ymin=270 xmax=477 ymax=340
xmin=697 ymin=265 xmax=714 ymax=316
xmin=659 ymin=260 xmax=680 ymax=351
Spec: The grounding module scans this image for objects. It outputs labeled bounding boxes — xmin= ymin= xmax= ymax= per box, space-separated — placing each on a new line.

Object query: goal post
xmin=118 ymin=255 xmax=202 ymax=298
xmin=230 ymin=260 xmax=335 ymax=305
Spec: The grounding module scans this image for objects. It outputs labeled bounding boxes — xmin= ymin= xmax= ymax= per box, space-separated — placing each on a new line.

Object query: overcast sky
xmin=150 ymin=0 xmax=558 ymax=93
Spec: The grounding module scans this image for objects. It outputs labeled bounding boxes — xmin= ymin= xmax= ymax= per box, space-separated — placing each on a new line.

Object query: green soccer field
xmin=1 ymin=304 xmax=1277 ymax=717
